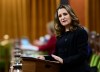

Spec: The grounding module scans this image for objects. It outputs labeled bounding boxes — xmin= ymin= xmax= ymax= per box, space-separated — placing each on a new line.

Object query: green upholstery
xmin=89 ymin=53 xmax=100 ymax=72
xmin=0 ymin=44 xmax=11 ymax=72
xmin=97 ymin=60 xmax=100 ymax=72
xmin=90 ymin=54 xmax=100 ymax=67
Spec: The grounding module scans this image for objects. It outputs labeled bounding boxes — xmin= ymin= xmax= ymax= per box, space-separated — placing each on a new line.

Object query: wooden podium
xmin=22 ymin=57 xmax=61 ymax=72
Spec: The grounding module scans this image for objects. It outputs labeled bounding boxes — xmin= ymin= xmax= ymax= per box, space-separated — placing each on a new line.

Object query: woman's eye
xmin=58 ymin=15 xmax=61 ymax=18
xmin=63 ymin=13 xmax=67 ymax=16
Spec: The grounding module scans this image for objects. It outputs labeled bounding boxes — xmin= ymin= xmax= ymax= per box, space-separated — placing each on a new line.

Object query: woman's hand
xmin=37 ymin=55 xmax=45 ymax=60
xmin=51 ymin=54 xmax=63 ymax=64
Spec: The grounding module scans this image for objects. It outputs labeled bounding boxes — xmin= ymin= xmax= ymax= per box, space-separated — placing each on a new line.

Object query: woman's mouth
xmin=62 ymin=20 xmax=67 ymax=23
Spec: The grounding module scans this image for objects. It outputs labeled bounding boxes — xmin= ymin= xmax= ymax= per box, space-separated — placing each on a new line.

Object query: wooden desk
xmin=22 ymin=57 xmax=61 ymax=72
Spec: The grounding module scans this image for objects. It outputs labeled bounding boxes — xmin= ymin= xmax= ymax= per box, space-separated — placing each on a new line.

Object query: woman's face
xmin=58 ymin=8 xmax=72 ymax=27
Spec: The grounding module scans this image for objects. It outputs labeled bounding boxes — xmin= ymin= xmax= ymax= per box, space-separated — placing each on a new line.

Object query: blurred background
xmin=0 ymin=0 xmax=100 ymax=72
xmin=0 ymin=0 xmax=99 ymax=41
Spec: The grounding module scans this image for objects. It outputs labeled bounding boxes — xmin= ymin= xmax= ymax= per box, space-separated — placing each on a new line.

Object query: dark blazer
xmin=45 ymin=27 xmax=90 ymax=72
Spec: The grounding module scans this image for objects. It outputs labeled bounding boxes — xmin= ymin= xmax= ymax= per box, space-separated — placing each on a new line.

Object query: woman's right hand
xmin=37 ymin=55 xmax=45 ymax=60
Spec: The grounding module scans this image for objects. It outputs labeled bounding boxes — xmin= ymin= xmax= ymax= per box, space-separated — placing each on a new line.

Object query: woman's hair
xmin=47 ymin=21 xmax=55 ymax=34
xmin=54 ymin=4 xmax=81 ymax=36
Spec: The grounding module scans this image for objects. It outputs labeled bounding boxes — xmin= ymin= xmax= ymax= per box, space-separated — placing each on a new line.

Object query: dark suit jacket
xmin=45 ymin=27 xmax=90 ymax=72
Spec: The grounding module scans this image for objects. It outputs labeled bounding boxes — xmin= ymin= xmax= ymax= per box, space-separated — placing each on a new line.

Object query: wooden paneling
xmin=69 ymin=0 xmax=85 ymax=26
xmin=30 ymin=0 xmax=59 ymax=41
xmin=0 ymin=0 xmax=30 ymax=39
xmin=22 ymin=57 xmax=61 ymax=72
xmin=69 ymin=0 xmax=100 ymax=33
xmin=0 ymin=0 xmax=59 ymax=42
xmin=88 ymin=0 xmax=100 ymax=33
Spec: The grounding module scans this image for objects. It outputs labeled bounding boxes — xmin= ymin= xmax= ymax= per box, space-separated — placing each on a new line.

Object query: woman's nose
xmin=61 ymin=15 xmax=65 ymax=20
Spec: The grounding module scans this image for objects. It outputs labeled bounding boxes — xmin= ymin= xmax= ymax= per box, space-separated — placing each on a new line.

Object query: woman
xmin=33 ymin=21 xmax=56 ymax=55
xmin=38 ymin=4 xmax=90 ymax=72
